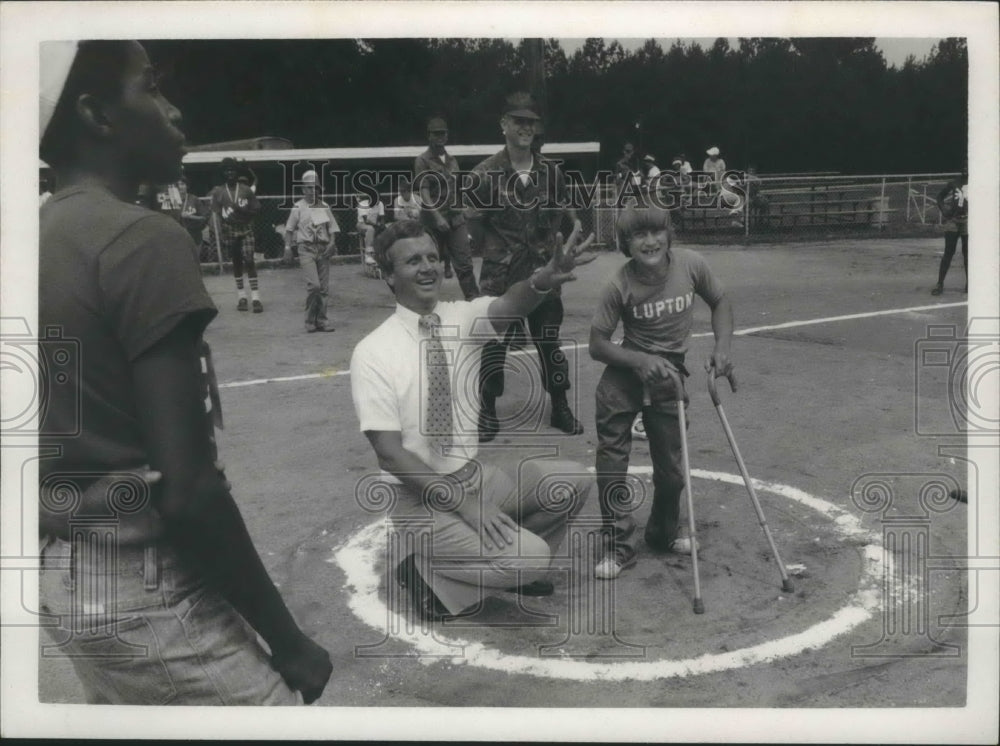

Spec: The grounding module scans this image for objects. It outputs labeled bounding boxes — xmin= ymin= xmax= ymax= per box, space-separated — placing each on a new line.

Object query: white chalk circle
xmin=331 ymin=469 xmax=886 ymax=681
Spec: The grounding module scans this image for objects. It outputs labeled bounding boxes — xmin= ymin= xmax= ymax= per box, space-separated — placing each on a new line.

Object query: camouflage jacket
xmin=464 ymin=147 xmax=571 ymax=295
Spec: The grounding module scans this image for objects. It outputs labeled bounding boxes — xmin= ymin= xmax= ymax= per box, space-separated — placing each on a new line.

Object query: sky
xmin=559 ymin=37 xmax=941 ymax=68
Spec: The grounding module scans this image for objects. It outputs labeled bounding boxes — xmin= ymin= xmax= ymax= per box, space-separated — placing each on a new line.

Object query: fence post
xmin=744 ymin=174 xmax=750 ymax=239
xmin=906 ymin=176 xmax=911 ymax=222
xmin=878 ymin=177 xmax=887 ymax=231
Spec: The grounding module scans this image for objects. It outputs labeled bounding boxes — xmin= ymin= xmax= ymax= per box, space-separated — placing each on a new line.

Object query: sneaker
xmin=631 ymin=414 xmax=647 ymax=440
xmin=314 ymin=323 xmax=336 ymax=332
xmin=550 ymin=399 xmax=584 ymax=435
xmin=930 ymin=285 xmax=943 ymax=296
xmin=669 ymin=535 xmax=701 ymax=554
xmin=252 ymin=300 xmax=264 ymax=313
xmin=594 ymin=553 xmax=636 ymax=580
xmin=237 ymin=297 xmax=248 ymax=312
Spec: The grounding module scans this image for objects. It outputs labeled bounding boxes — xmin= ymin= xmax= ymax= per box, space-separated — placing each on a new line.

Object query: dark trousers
xmin=595 ymin=365 xmax=688 ymax=564
xmin=228 ymin=234 xmax=257 ymax=279
xmin=430 ymin=222 xmax=479 ymax=300
xmin=937 ymin=231 xmax=968 ymax=286
xmin=480 ymin=294 xmax=570 ymax=401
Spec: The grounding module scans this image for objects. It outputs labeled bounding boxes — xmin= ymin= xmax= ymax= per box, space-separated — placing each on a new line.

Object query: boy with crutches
xmin=589 ymin=204 xmax=734 ymax=580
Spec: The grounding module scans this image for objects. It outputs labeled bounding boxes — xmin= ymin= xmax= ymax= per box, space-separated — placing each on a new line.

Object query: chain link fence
xmin=193 ymin=172 xmax=959 ymax=265
xmin=665 ymin=172 xmax=960 ymax=244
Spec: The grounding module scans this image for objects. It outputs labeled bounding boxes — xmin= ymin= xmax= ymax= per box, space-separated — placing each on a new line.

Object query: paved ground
xmin=40 ymin=236 xmax=974 ymax=708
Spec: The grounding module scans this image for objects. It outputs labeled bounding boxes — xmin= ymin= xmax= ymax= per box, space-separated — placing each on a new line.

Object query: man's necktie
xmin=420 ymin=313 xmax=452 ymax=456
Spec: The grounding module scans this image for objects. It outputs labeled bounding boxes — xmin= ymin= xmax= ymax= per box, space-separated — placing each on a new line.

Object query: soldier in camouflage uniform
xmin=465 ymin=92 xmax=585 ymax=442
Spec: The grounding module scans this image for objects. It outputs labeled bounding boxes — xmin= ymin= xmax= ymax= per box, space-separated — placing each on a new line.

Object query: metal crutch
xmin=644 ymin=367 xmax=704 ymax=614
xmin=707 ymin=368 xmax=794 ymax=593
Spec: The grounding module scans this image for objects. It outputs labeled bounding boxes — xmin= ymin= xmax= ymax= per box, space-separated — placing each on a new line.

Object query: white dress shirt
xmin=350 ymin=296 xmax=497 ymax=480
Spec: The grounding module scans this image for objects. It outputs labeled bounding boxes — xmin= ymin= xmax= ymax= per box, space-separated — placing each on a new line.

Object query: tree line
xmin=145 ymin=37 xmax=967 ymax=175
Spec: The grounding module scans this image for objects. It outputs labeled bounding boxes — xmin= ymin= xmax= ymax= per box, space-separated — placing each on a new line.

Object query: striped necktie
xmin=419 ymin=313 xmax=452 ymax=456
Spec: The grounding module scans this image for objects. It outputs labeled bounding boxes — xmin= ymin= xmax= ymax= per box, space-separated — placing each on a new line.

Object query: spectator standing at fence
xmin=932 ymin=171 xmax=968 ymax=295
xmin=466 ymin=91 xmax=586 ymax=442
xmin=676 ymin=153 xmax=693 ymax=178
xmin=589 ymin=205 xmax=734 ymax=579
xmin=176 ymin=176 xmax=208 ymax=244
xmin=285 ymin=169 xmax=339 ymax=333
xmin=393 ymin=177 xmax=422 ymax=222
xmin=356 ymin=191 xmax=384 ymax=264
xmin=414 ymin=116 xmax=479 ymax=299
xmin=615 ymin=142 xmax=642 ymax=203
xmin=211 ymin=157 xmax=263 ymax=312
xmin=350 ymin=219 xmax=595 ymax=622
xmin=642 ymin=154 xmax=661 ymax=189
xmin=38 ymin=39 xmax=332 ymax=705
xmin=702 ymin=146 xmax=726 ymax=198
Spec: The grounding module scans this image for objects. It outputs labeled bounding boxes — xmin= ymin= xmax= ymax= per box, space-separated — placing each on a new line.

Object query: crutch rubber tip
xmin=782 ymin=579 xmax=795 ymax=593
xmin=693 ymin=598 xmax=705 ymax=614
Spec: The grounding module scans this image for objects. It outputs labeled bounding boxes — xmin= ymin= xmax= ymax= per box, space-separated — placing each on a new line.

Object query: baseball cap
xmin=40 ymin=41 xmax=79 ymax=143
xmin=503 ymin=92 xmax=541 ymax=120
xmin=301 ymin=169 xmax=319 ymax=185
xmin=643 ymin=155 xmax=656 ymax=162
xmin=706 ymin=146 xmax=720 ymax=156
xmin=221 ymin=157 xmax=239 ymax=170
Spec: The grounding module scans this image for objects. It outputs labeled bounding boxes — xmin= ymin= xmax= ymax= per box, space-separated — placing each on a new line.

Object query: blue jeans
xmin=39 ymin=536 xmax=301 ymax=705
xmin=298 ymin=243 xmax=330 ymax=328
xmin=595 ymin=365 xmax=688 ymax=564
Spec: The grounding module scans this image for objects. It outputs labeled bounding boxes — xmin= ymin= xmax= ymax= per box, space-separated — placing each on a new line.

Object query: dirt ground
xmin=39 ymin=235 xmax=974 ymax=708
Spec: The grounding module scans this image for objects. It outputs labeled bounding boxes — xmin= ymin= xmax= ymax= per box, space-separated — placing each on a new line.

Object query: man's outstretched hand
xmin=534 ymin=224 xmax=597 ymax=290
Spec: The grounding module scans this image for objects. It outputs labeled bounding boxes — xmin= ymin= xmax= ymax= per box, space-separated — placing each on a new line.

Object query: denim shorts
xmin=39 ymin=536 xmax=301 ymax=705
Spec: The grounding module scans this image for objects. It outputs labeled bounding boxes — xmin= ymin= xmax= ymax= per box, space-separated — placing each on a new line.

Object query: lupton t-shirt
xmin=591 ymin=248 xmax=725 ymax=356
xmin=38 ymin=185 xmax=217 ymax=480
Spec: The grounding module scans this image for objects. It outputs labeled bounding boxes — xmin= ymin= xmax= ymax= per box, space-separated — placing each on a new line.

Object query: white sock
xmin=251 ymin=289 xmax=260 ymax=302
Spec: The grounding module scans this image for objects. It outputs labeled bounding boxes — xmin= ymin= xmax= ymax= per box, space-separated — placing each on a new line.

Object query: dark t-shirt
xmin=591 ymin=249 xmax=725 ymax=357
xmin=38 ymin=185 xmax=217 ymax=480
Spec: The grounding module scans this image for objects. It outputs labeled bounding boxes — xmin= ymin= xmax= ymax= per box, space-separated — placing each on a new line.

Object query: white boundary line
xmin=218 ymin=301 xmax=967 ymax=390
xmin=329 ymin=468 xmax=887 ymax=681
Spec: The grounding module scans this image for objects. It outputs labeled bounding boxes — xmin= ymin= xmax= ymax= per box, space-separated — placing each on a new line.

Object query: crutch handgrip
xmin=707 ymin=367 xmax=737 ymax=406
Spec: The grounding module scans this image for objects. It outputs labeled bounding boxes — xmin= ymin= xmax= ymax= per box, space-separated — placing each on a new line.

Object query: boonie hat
xmin=503 ymin=91 xmax=541 ymax=120
xmin=706 ymin=146 xmax=720 ymax=156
